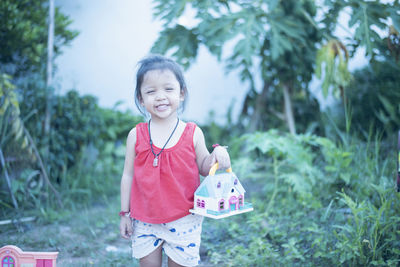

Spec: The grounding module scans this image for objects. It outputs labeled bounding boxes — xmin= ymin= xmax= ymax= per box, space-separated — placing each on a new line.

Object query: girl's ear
xmin=138 ymin=94 xmax=144 ymax=106
xmin=180 ymin=88 xmax=186 ymax=102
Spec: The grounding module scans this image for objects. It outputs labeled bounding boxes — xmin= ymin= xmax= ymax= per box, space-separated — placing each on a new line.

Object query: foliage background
xmin=1 ymin=0 xmax=400 ymax=266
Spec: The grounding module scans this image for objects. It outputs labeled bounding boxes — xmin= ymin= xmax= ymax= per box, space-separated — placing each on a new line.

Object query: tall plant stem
xmin=340 ymin=86 xmax=351 ymax=134
xmin=24 ymin=127 xmax=63 ymax=208
xmin=0 ymin=148 xmax=18 ymax=209
xmin=266 ymin=156 xmax=279 ymax=213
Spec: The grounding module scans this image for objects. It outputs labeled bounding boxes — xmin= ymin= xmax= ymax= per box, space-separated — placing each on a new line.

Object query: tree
xmin=0 ymin=0 xmax=77 ymax=210
xmin=0 ymin=0 xmax=78 ymax=78
xmin=44 ymin=0 xmax=55 ymax=162
xmin=0 ymin=0 xmax=78 ymax=164
xmin=150 ymin=0 xmax=400 ymax=133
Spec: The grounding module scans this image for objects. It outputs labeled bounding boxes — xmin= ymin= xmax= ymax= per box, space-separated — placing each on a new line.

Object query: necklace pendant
xmin=153 ymin=157 xmax=158 ymax=167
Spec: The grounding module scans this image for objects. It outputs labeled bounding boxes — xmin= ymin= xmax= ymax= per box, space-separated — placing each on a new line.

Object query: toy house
xmin=190 ymin=165 xmax=253 ymax=219
xmin=0 ymin=245 xmax=58 ymax=267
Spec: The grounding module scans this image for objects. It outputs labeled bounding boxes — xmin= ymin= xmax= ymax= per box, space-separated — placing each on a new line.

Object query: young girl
xmin=119 ymin=54 xmax=231 ymax=267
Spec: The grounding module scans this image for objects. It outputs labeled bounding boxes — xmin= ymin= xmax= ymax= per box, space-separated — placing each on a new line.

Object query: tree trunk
xmin=248 ymin=81 xmax=270 ymax=132
xmin=283 ymin=84 xmax=296 ymax=135
xmin=44 ymin=0 xmax=55 ymax=160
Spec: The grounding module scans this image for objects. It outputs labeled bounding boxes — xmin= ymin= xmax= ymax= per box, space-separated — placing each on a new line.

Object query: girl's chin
xmin=150 ymin=110 xmax=178 ymax=120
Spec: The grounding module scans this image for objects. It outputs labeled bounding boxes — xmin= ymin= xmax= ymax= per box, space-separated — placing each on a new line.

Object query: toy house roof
xmin=195 ymin=172 xmax=245 ymax=198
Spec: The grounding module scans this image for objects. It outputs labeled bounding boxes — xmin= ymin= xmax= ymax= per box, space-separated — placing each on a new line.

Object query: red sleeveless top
xmin=130 ymin=122 xmax=200 ymax=223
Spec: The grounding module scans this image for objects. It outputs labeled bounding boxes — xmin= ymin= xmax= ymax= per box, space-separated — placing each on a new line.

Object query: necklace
xmin=148 ymin=118 xmax=180 ymax=167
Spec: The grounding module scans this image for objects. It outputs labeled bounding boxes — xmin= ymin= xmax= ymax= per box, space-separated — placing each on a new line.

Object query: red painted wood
xmin=44 ymin=259 xmax=53 ymax=267
xmin=36 ymin=259 xmax=53 ymax=267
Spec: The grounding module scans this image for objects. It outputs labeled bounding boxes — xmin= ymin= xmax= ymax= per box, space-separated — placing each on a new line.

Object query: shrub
xmin=204 ymin=130 xmax=400 ymax=266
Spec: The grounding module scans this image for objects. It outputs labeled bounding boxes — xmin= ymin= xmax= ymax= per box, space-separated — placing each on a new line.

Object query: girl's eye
xmin=166 ymin=88 xmax=174 ymax=91
xmin=146 ymin=90 xmax=155 ymax=94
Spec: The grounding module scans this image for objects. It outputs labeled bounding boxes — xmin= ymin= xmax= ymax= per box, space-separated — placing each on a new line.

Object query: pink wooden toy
xmin=190 ymin=163 xmax=253 ymax=219
xmin=0 ymin=245 xmax=58 ymax=267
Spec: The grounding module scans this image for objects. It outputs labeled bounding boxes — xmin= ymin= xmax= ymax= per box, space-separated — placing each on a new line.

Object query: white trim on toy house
xmin=192 ymin=172 xmax=252 ymax=219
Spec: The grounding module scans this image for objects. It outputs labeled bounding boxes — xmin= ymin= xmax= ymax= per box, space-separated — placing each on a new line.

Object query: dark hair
xmin=134 ymin=54 xmax=188 ymax=115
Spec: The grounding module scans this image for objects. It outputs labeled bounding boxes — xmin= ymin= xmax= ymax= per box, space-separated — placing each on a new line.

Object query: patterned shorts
xmin=131 ymin=214 xmax=204 ymax=267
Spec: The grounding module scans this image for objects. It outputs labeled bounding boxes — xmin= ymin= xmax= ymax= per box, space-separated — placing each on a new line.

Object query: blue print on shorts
xmin=176 ymin=246 xmax=185 ymax=252
xmin=154 ymin=238 xmax=162 ymax=246
xmin=187 ymin=243 xmax=196 ymax=248
xmin=169 ymin=228 xmax=176 ymax=232
xmin=138 ymin=234 xmax=156 ymax=238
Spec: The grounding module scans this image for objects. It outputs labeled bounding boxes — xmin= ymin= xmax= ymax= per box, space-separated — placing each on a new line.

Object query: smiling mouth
xmin=156 ymin=104 xmax=169 ymax=111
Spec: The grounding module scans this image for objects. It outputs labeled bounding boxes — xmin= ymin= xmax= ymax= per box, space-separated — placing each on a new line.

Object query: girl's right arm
xmin=120 ymin=127 xmax=136 ymax=239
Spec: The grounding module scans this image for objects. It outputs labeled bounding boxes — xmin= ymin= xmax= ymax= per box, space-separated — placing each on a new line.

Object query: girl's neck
xmin=149 ymin=115 xmax=179 ymax=128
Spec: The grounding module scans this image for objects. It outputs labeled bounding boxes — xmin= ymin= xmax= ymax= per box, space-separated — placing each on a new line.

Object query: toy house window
xmin=217 ymin=182 xmax=221 ymax=188
xmin=2 ymin=256 xmax=15 ymax=267
xmin=234 ymin=179 xmax=238 ymax=185
xmin=239 ymin=195 xmax=243 ymax=206
xmin=201 ymin=200 xmax=205 ymax=208
xmin=196 ymin=199 xmax=201 ymax=207
xmin=218 ymin=200 xmax=225 ymax=210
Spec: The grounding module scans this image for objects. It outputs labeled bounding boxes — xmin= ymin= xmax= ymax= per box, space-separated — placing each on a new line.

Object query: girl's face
xmin=140 ymin=69 xmax=184 ymax=121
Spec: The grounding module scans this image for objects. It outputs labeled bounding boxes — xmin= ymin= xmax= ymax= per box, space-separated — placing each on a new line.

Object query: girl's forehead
xmin=143 ymin=68 xmax=177 ymax=81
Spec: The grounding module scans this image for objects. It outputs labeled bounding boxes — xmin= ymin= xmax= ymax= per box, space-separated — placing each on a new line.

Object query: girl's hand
xmin=210 ymin=146 xmax=231 ymax=170
xmin=120 ymin=216 xmax=133 ymax=239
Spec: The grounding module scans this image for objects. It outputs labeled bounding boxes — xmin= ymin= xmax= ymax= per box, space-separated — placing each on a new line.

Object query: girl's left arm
xmin=194 ymin=126 xmax=231 ymax=176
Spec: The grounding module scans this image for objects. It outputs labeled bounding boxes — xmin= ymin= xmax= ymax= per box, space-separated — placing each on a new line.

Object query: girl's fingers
xmin=120 ymin=227 xmax=126 ymax=238
xmin=218 ymin=160 xmax=231 ymax=170
xmin=121 ymin=229 xmax=131 ymax=239
xmin=127 ymin=225 xmax=133 ymax=236
xmin=120 ymin=220 xmax=133 ymax=239
xmin=213 ymin=148 xmax=231 ymax=170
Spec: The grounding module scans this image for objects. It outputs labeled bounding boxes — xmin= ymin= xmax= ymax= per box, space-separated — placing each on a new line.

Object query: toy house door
xmin=229 ymin=196 xmax=238 ymax=211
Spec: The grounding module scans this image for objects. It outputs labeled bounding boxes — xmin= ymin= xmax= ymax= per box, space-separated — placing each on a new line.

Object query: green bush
xmin=335 ymin=60 xmax=400 ymax=138
xmin=1 ymin=77 xmax=143 ymax=217
xmin=203 ymin=130 xmax=400 ymax=266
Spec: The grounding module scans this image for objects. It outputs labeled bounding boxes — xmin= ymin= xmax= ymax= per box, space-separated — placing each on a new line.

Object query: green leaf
xmin=269 ymin=0 xmax=280 ymax=11
xmin=270 ymin=26 xmax=292 ymax=60
xmin=197 ymin=15 xmax=239 ymax=59
xmin=315 ymin=40 xmax=351 ymax=99
xmin=269 ymin=16 xmax=306 ymax=59
xmin=151 ymin=25 xmax=199 ymax=69
xmin=349 ymin=2 xmax=388 ymax=56
xmin=390 ymin=8 xmax=400 ymax=32
xmin=153 ymin=0 xmax=188 ymax=25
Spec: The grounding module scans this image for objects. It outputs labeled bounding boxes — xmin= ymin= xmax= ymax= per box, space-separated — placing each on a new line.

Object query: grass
xmin=0 ymin=197 xmax=135 ymax=266
xmin=0 ymin=194 xmax=220 ymax=266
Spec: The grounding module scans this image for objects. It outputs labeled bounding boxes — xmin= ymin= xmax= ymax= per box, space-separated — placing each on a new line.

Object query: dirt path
xmin=0 ymin=203 xmax=215 ymax=266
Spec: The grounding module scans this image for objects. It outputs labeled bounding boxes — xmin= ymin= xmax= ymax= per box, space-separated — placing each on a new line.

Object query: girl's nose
xmin=155 ymin=91 xmax=166 ymax=100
